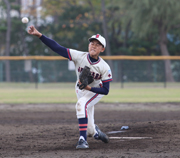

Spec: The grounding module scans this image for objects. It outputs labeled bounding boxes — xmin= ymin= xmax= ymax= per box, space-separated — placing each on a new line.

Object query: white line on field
xmin=109 ymin=137 xmax=152 ymax=140
xmin=107 ymin=131 xmax=126 ymax=134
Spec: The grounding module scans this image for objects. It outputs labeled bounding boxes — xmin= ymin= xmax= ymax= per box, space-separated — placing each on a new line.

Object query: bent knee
xmin=75 ymin=98 xmax=87 ymax=118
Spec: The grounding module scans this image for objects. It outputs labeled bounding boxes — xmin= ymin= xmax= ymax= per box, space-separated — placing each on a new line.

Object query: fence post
xmin=0 ymin=61 xmax=3 ymax=81
xmin=35 ymin=60 xmax=38 ymax=89
xmin=164 ymin=61 xmax=166 ymax=88
xmin=120 ymin=60 xmax=124 ymax=88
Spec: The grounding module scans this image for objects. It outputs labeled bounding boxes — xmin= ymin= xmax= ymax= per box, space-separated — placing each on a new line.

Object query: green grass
xmin=0 ymin=89 xmax=77 ymax=104
xmin=104 ymin=88 xmax=180 ymax=103
xmin=0 ymin=82 xmax=180 ymax=103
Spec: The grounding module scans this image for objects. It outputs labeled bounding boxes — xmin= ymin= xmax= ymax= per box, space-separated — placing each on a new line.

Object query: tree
xmin=40 ymin=0 xmax=102 ymax=50
xmin=41 ymin=0 xmax=124 ymax=81
xmin=101 ymin=0 xmax=111 ymax=55
xmin=119 ymin=0 xmax=180 ymax=82
xmin=3 ymin=0 xmax=11 ymax=82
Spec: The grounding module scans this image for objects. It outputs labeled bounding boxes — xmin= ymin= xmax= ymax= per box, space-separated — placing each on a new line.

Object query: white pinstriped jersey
xmin=67 ymin=49 xmax=113 ymax=88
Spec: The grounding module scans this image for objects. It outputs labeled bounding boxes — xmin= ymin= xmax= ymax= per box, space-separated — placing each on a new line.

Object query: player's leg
xmin=84 ymin=92 xmax=103 ymax=137
xmin=75 ymin=88 xmax=103 ymax=148
xmin=87 ymin=105 xmax=95 ymax=137
xmin=75 ymin=86 xmax=89 ymax=149
xmin=75 ymin=87 xmax=108 ymax=149
xmin=85 ymin=94 xmax=109 ymax=143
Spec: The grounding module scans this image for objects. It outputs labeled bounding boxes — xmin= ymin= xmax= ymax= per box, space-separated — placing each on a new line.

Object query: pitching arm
xmin=40 ymin=35 xmax=70 ymax=59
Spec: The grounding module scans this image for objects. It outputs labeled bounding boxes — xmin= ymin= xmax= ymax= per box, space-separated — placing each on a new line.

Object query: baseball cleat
xmin=76 ymin=139 xmax=89 ymax=149
xmin=94 ymin=125 xmax=109 ymax=143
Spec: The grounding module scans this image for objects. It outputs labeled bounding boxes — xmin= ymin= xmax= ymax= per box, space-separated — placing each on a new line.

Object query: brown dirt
xmin=0 ymin=103 xmax=180 ymax=158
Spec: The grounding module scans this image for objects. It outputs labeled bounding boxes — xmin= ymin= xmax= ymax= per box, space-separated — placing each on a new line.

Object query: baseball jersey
xmin=68 ymin=49 xmax=113 ymax=88
xmin=39 ymin=34 xmax=112 ymax=94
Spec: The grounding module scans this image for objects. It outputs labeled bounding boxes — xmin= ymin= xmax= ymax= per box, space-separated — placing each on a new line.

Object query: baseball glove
xmin=79 ymin=66 xmax=94 ymax=90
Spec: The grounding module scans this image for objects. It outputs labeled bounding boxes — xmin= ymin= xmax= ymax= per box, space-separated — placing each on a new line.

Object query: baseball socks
xmin=78 ymin=118 xmax=88 ymax=141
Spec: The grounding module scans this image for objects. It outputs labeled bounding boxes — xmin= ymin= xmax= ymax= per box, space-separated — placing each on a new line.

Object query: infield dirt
xmin=0 ymin=103 xmax=180 ymax=158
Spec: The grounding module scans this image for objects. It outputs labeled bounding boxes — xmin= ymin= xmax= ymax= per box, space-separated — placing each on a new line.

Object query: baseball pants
xmin=75 ymin=84 xmax=104 ymax=136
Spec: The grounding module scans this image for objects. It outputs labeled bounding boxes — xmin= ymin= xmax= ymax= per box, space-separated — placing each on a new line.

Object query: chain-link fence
xmin=0 ymin=56 xmax=180 ymax=88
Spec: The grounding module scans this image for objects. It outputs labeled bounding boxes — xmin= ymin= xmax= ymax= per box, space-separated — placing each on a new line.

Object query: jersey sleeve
xmin=68 ymin=49 xmax=86 ymax=62
xmin=40 ymin=35 xmax=69 ymax=59
xmin=101 ymin=64 xmax=113 ymax=83
xmin=90 ymin=82 xmax=109 ymax=95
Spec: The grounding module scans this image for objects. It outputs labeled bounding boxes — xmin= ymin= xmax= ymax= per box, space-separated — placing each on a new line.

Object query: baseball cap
xmin=89 ymin=34 xmax=106 ymax=48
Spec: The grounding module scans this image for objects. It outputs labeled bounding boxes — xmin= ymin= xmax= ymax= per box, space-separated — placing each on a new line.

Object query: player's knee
xmin=75 ymin=98 xmax=86 ymax=118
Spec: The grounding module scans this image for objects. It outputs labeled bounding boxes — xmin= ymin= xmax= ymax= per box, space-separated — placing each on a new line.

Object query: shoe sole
xmin=76 ymin=145 xmax=89 ymax=149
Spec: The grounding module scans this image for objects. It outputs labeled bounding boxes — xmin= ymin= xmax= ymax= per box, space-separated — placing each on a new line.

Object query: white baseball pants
xmin=75 ymin=85 xmax=104 ymax=136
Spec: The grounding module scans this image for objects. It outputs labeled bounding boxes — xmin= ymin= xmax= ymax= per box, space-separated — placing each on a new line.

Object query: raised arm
xmin=28 ymin=26 xmax=70 ymax=59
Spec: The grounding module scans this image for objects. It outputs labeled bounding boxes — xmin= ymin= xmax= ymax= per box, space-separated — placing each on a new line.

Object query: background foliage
xmin=0 ymin=0 xmax=180 ymax=82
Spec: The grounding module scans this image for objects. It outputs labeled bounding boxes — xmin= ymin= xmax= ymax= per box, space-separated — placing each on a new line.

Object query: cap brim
xmin=88 ymin=38 xmax=104 ymax=47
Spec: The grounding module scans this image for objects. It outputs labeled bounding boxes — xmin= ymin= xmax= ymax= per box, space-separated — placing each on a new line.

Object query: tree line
xmin=0 ymin=0 xmax=180 ymax=82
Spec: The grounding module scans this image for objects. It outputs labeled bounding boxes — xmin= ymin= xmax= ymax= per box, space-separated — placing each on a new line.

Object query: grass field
xmin=0 ymin=82 xmax=180 ymax=104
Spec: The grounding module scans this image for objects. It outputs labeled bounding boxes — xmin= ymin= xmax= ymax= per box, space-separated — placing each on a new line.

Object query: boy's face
xmin=88 ymin=39 xmax=105 ymax=59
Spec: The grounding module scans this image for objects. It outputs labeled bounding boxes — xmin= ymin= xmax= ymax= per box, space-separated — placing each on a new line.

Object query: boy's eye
xmin=91 ymin=42 xmax=101 ymax=47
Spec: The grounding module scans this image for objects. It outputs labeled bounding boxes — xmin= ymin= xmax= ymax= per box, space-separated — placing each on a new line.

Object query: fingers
xmin=28 ymin=25 xmax=35 ymax=33
xmin=29 ymin=25 xmax=35 ymax=30
xmin=28 ymin=26 xmax=33 ymax=34
xmin=28 ymin=26 xmax=37 ymax=35
xmin=27 ymin=25 xmax=42 ymax=38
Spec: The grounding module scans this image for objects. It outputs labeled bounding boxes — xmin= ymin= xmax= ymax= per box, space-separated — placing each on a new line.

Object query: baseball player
xmin=28 ymin=26 xmax=113 ymax=149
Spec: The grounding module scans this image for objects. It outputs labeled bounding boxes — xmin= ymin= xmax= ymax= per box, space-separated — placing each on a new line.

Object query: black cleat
xmin=76 ymin=139 xmax=89 ymax=149
xmin=94 ymin=125 xmax=109 ymax=143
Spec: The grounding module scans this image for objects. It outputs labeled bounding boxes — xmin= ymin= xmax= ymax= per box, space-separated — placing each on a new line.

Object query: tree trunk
xmin=101 ymin=0 xmax=111 ymax=56
xmin=101 ymin=0 xmax=114 ymax=80
xmin=3 ymin=0 xmax=11 ymax=82
xmin=123 ymin=20 xmax=131 ymax=48
xmin=87 ymin=0 xmax=96 ymax=20
xmin=159 ymin=27 xmax=174 ymax=82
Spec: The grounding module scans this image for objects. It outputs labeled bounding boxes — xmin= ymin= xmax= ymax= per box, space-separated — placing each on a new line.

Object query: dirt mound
xmin=0 ymin=103 xmax=180 ymax=158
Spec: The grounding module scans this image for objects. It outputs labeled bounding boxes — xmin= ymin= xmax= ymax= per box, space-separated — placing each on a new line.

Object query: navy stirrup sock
xmin=78 ymin=118 xmax=88 ymax=141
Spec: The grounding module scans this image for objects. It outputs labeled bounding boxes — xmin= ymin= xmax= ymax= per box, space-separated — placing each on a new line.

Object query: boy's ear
xmin=101 ymin=47 xmax=105 ymax=52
